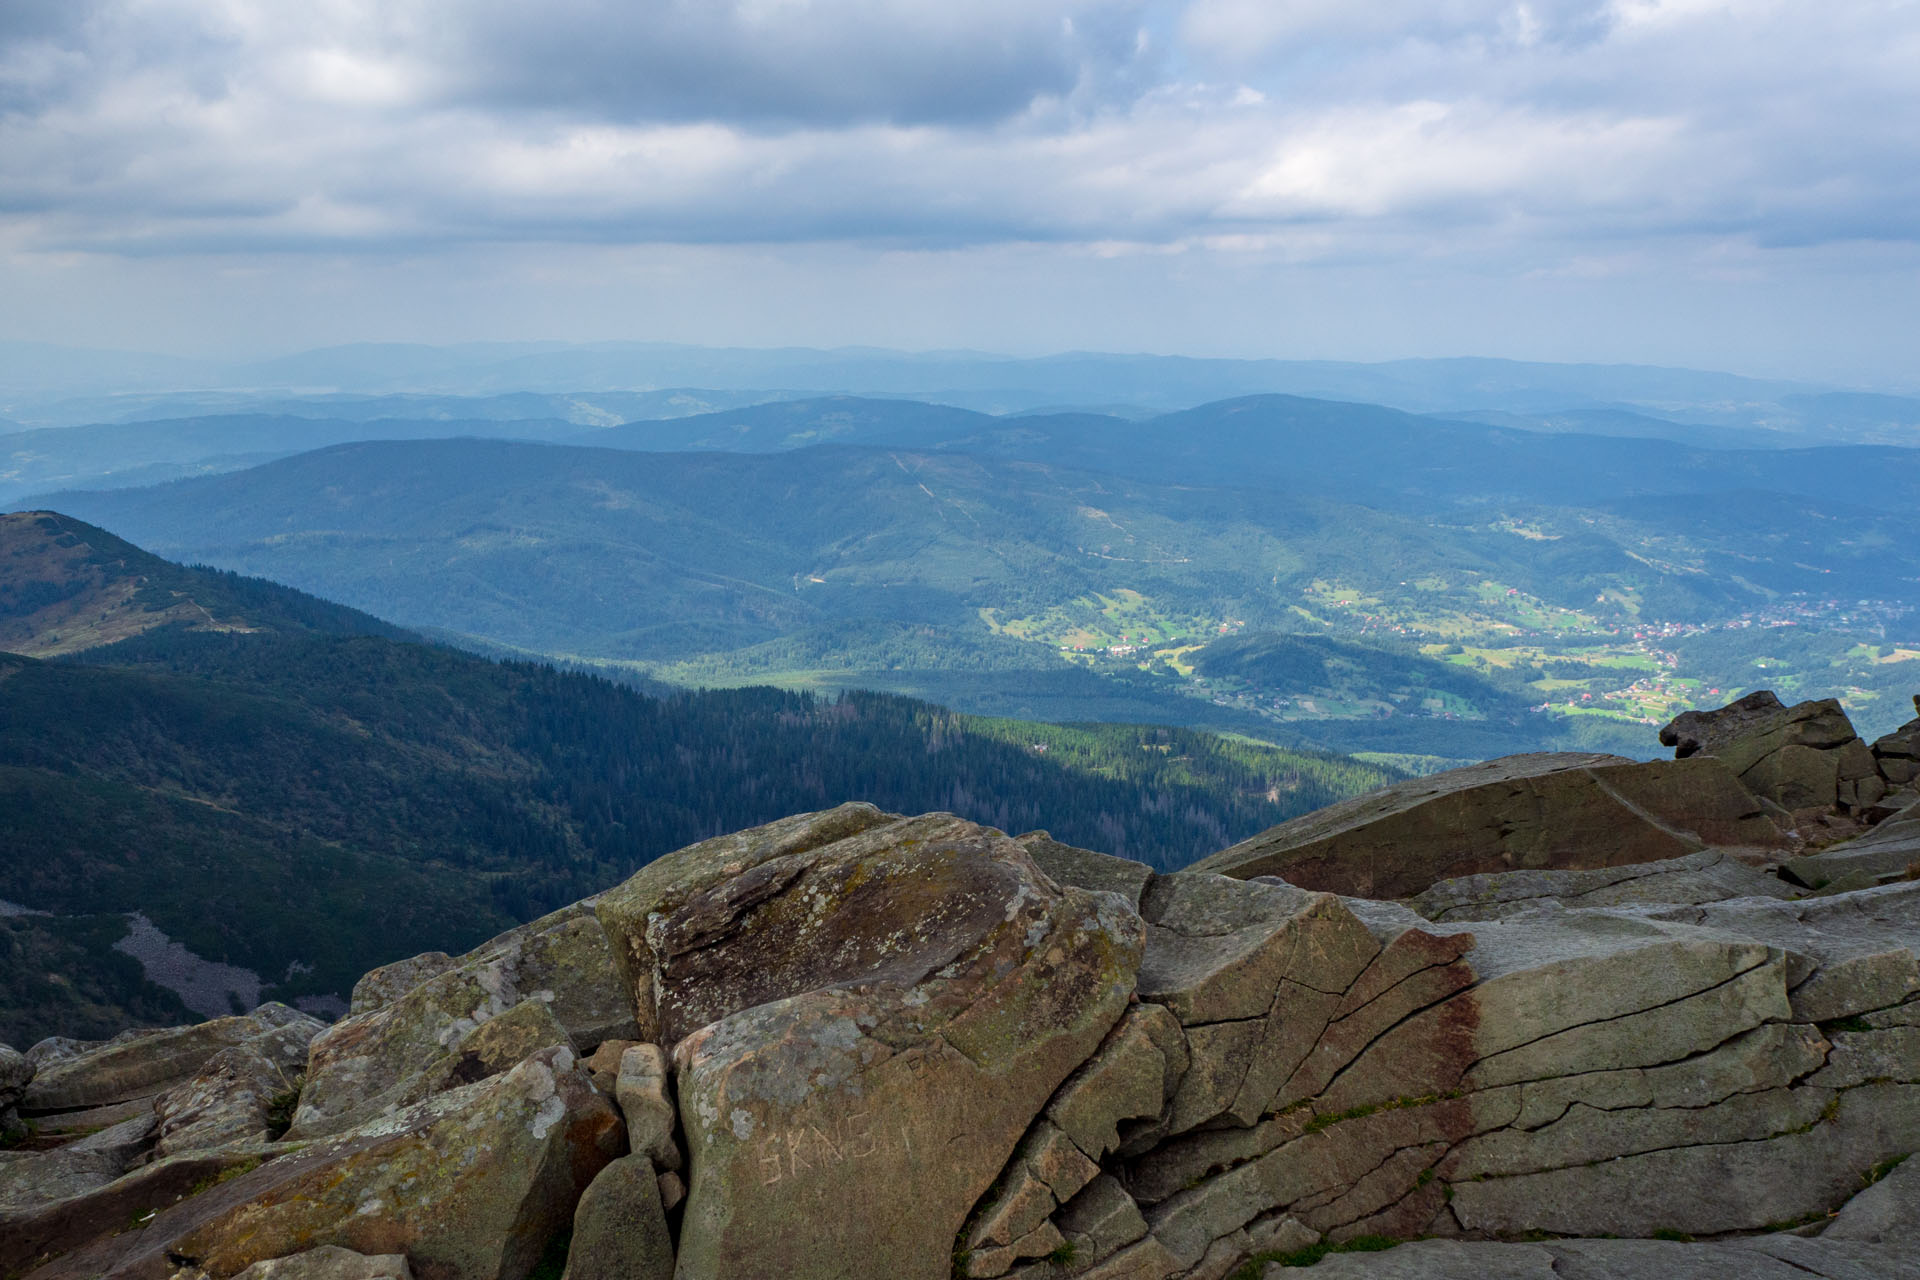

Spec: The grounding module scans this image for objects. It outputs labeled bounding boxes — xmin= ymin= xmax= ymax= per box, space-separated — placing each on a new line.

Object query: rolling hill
xmin=34 ymin=425 xmax=1920 ymax=754
xmin=0 ymin=414 xmax=592 ymax=506
xmin=582 ymin=393 xmax=1920 ymax=514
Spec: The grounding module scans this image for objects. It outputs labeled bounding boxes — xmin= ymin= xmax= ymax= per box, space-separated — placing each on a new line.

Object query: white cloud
xmin=0 ymin=0 xmax=1916 ymax=375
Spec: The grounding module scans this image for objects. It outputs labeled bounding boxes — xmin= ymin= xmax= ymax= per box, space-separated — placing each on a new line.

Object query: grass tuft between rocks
xmin=528 ymin=1228 xmax=571 ymax=1280
xmin=1818 ymin=1016 xmax=1874 ymax=1034
xmin=1228 ymin=1234 xmax=1401 ymax=1276
xmin=1863 ymin=1153 xmax=1909 ymax=1187
xmin=265 ymin=1073 xmax=305 ymax=1141
xmin=185 ymin=1157 xmax=263 ymax=1199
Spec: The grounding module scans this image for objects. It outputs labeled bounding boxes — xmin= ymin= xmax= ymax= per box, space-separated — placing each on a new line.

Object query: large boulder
xmin=1016 ymin=832 xmax=1156 ymax=910
xmin=558 ymin=1155 xmax=673 ymax=1280
xmin=638 ymin=810 xmax=1144 ymax=1280
xmin=0 ymin=1113 xmax=157 ymax=1211
xmin=1661 ymin=689 xmax=1859 ymax=767
xmin=287 ymin=907 xmax=635 ymax=1139
xmin=20 ymin=1005 xmax=321 ymax=1116
xmin=1872 ymin=697 xmax=1920 ymax=787
xmin=591 ymin=801 xmax=903 ymax=1042
xmin=154 ymin=1042 xmax=298 ymax=1158
xmin=1194 ymin=753 xmax=1787 ymax=897
xmin=1134 ymin=874 xmax=1381 ymax=1134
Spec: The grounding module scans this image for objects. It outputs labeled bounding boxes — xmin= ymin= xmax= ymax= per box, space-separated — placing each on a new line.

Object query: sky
xmin=1 ymin=1 xmax=1917 ymax=384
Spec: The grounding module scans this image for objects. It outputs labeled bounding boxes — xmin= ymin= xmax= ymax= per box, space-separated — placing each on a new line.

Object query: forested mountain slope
xmin=0 ymin=516 xmax=1392 ymax=1043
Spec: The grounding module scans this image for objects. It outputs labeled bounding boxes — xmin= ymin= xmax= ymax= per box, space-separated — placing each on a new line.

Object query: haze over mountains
xmin=7 ymin=339 xmax=1920 ymax=440
xmin=24 ymin=377 xmax=1919 ymax=764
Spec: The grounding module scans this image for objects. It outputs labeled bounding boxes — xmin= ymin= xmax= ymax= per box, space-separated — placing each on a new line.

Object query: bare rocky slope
xmin=3 ymin=692 xmax=1918 ymax=1280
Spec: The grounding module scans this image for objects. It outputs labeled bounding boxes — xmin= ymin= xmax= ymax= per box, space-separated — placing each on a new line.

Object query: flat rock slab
xmin=1644 ymin=880 xmax=1920 ymax=1021
xmin=1789 ymin=814 xmax=1920 ymax=889
xmin=232 ymin=1247 xmax=414 ymax=1279
xmin=1284 ymin=1233 xmax=1920 ymax=1279
xmin=1408 ymin=849 xmax=1795 ymax=923
xmin=1195 ymin=754 xmax=1786 ymax=898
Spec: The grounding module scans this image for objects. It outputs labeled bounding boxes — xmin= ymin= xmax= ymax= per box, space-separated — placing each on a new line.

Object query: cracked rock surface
xmin=6 ymin=693 xmax=1920 ymax=1280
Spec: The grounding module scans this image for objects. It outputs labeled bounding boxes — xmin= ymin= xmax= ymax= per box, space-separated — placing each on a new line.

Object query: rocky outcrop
xmin=1660 ymin=689 xmax=1893 ymax=818
xmin=12 ymin=1046 xmax=622 ymax=1280
xmin=286 ymin=907 xmax=636 ymax=1140
xmin=1193 ymin=752 xmax=1789 ymax=895
xmin=6 ymin=719 xmax=1920 ymax=1280
xmin=1781 ymin=792 xmax=1920 ymax=894
xmin=559 ymin=1155 xmax=673 ymax=1280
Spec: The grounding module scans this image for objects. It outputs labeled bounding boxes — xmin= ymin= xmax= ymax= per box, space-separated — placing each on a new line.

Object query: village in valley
xmin=983 ymin=576 xmax=1920 ymax=742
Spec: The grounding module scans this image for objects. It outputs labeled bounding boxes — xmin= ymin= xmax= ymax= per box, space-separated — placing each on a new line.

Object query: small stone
xmin=1055 ymin=1174 xmax=1149 ymax=1266
xmin=583 ymin=1038 xmax=637 ymax=1095
xmin=614 ymin=1043 xmax=680 ymax=1172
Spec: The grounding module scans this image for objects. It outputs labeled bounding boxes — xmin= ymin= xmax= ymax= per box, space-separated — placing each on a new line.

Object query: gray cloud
xmin=0 ymin=1 xmax=1917 ymax=380
xmin=437 ymin=0 xmax=1157 ymax=126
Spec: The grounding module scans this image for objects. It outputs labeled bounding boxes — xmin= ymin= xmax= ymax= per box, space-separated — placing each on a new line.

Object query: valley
xmin=32 ymin=395 xmax=1920 ymax=759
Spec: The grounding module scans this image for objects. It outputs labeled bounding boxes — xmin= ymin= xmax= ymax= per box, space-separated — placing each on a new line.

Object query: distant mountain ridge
xmin=0 ymin=413 xmax=588 ymax=506
xmin=14 ymin=338 xmax=1916 ymax=435
xmin=576 ymin=393 xmax=1920 ymax=514
xmin=11 ymin=388 xmax=1918 ymax=507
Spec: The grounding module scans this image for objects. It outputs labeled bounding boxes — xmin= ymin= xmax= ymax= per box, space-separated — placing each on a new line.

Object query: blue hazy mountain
xmin=14 ymin=339 xmax=1908 ymax=435
xmin=580 ymin=394 xmax=1920 ymax=514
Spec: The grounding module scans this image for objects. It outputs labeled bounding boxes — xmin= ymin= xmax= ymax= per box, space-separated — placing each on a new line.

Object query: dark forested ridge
xmin=0 ymin=519 xmax=1395 ymax=1041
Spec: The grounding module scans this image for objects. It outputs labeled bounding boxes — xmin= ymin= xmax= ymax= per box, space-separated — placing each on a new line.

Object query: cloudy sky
xmin=1 ymin=0 xmax=1916 ymax=382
